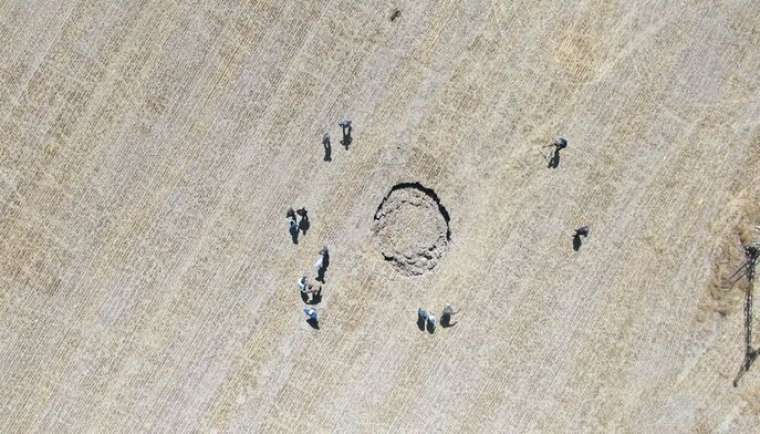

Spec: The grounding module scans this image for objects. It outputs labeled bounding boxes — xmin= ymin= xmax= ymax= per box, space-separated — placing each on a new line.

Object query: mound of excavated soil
xmin=372 ymin=183 xmax=450 ymax=276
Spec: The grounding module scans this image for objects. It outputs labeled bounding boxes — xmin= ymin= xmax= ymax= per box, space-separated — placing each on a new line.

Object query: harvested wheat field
xmin=2 ymin=1 xmax=760 ymax=432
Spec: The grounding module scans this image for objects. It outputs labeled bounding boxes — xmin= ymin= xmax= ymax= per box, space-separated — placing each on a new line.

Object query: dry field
xmin=1 ymin=1 xmax=760 ymax=432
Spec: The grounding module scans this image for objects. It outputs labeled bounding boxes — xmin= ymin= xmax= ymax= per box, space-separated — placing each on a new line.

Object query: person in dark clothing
xmin=545 ymin=137 xmax=568 ymax=169
xmin=572 ymin=225 xmax=590 ymax=251
xmin=297 ymin=208 xmax=310 ymax=235
xmin=338 ymin=118 xmax=352 ymax=149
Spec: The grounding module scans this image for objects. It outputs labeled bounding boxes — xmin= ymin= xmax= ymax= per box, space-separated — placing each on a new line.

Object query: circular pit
xmin=372 ymin=183 xmax=451 ymax=276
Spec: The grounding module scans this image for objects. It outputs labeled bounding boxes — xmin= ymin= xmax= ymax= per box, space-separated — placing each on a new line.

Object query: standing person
xmin=338 ymin=118 xmax=352 ymax=149
xmin=545 ymin=137 xmax=567 ymax=169
xmin=441 ymin=304 xmax=459 ymax=327
xmin=304 ymin=307 xmax=319 ymax=328
xmin=417 ymin=308 xmax=436 ymax=333
xmin=315 ymin=246 xmax=330 ymax=282
xmin=289 ymin=217 xmax=299 ymax=244
xmin=287 ymin=208 xmax=299 ymax=244
xmin=574 ymin=225 xmax=590 ymax=238
xmin=572 ymin=225 xmax=590 ymax=251
xmin=552 ymin=137 xmax=568 ymax=150
xmin=417 ymin=308 xmax=429 ymax=331
xmin=426 ymin=313 xmax=436 ymax=333
xmin=298 ymin=275 xmax=308 ymax=292
xmin=297 ymin=208 xmax=310 ymax=235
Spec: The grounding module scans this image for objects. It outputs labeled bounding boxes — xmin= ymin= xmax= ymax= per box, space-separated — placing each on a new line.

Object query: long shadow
xmin=572 ymin=234 xmax=582 ymax=251
xmin=299 ymin=216 xmax=310 ymax=235
xmin=548 ymin=148 xmax=561 ymax=169
xmin=733 ymin=243 xmax=759 ymax=386
xmin=296 ymin=208 xmax=310 ymax=236
xmin=341 ymin=135 xmax=352 ymax=150
xmin=323 ymin=134 xmax=332 ymax=161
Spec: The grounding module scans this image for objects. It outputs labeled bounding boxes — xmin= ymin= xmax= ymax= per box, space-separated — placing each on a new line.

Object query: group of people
xmin=292 ymin=118 xmax=352 ymax=326
xmin=286 ymin=207 xmax=310 ymax=244
xmin=322 ymin=118 xmax=353 ymax=161
xmin=290 ymin=118 xmax=467 ymax=332
xmin=418 ymin=304 xmax=459 ymax=333
xmin=299 ymin=247 xmax=330 ymax=328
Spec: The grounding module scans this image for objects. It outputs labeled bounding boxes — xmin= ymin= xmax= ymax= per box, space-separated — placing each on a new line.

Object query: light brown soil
xmin=2 ymin=1 xmax=760 ymax=432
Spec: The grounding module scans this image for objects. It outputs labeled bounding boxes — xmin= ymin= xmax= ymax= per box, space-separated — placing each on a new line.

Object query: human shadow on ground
xmin=341 ymin=135 xmax=352 ymax=150
xmin=572 ymin=226 xmax=589 ymax=252
xmin=573 ymin=234 xmax=582 ymax=251
xmin=733 ymin=243 xmax=760 ymax=386
xmin=548 ymin=148 xmax=561 ymax=169
xmin=323 ymin=134 xmax=332 ymax=161
xmin=299 ymin=215 xmax=310 ymax=235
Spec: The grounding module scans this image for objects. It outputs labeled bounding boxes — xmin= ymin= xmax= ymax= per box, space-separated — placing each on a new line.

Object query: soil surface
xmin=1 ymin=1 xmax=760 ymax=432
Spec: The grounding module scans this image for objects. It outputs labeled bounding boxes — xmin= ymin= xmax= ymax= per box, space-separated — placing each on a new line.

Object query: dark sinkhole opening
xmin=372 ymin=182 xmax=451 ymax=276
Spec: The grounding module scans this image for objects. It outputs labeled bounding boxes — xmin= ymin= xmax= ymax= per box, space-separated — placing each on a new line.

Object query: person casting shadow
xmin=301 ymin=284 xmax=322 ymax=305
xmin=287 ymin=208 xmax=299 ymax=244
xmin=440 ymin=304 xmax=459 ymax=328
xmin=572 ymin=225 xmax=590 ymax=252
xmin=315 ymin=246 xmax=330 ymax=282
xmin=304 ymin=307 xmax=319 ymax=329
xmin=339 ymin=119 xmax=352 ymax=150
xmin=417 ymin=308 xmax=427 ymax=331
xmin=297 ymin=208 xmax=310 ymax=235
xmin=417 ymin=308 xmax=436 ymax=333
xmin=545 ymin=137 xmax=567 ymax=169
